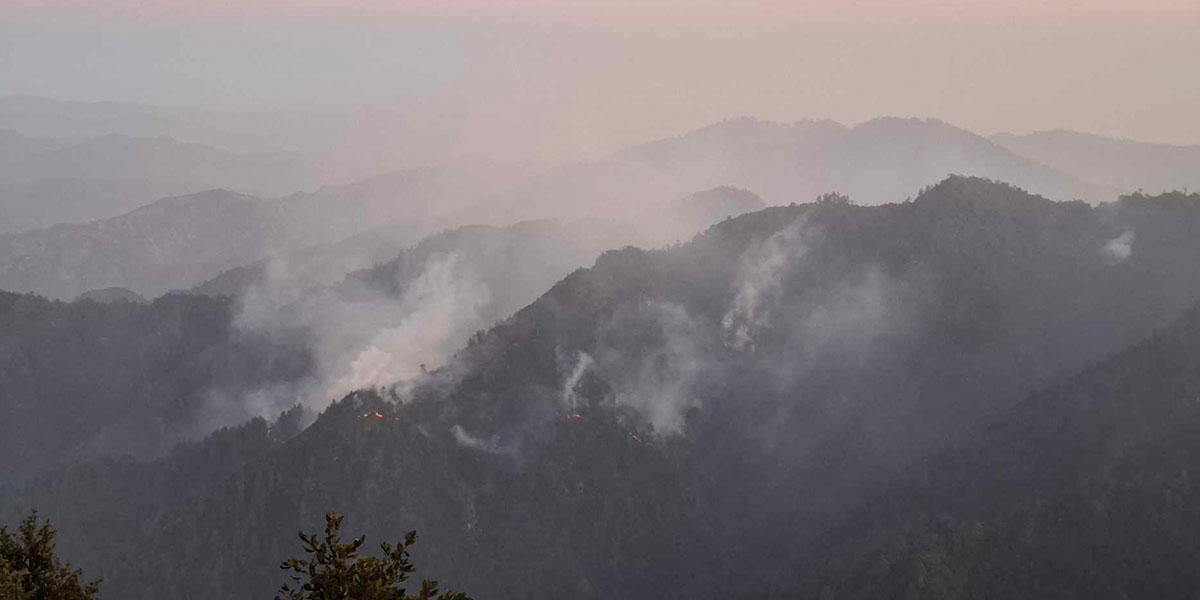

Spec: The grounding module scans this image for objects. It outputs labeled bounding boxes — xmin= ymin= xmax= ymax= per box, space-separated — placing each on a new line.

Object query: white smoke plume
xmin=324 ymin=254 xmax=490 ymax=400
xmin=722 ymin=217 xmax=815 ymax=351
xmin=546 ymin=209 xmax=919 ymax=438
xmin=450 ymin=424 xmax=506 ymax=454
xmin=560 ymin=351 xmax=595 ymax=410
xmin=591 ymin=302 xmax=707 ymax=434
xmin=1103 ymin=230 xmax=1135 ymax=262
xmin=216 ymin=252 xmax=492 ymax=423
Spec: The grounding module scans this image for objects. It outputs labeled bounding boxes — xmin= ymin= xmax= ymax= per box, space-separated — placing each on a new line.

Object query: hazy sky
xmin=2 ymin=0 xmax=1198 ymax=161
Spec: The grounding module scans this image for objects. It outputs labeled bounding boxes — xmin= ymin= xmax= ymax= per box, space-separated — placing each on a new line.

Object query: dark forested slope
xmin=807 ymin=298 xmax=1200 ymax=599
xmin=0 ymin=290 xmax=311 ymax=480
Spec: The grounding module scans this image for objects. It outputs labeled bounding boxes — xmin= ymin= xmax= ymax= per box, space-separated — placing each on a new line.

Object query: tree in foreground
xmin=0 ymin=512 xmax=100 ymax=600
xmin=277 ymin=512 xmax=469 ymax=600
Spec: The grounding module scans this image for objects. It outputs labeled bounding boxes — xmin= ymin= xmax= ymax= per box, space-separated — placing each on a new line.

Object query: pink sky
xmin=6 ymin=0 xmax=1199 ymax=19
xmin=2 ymin=0 xmax=1198 ymax=159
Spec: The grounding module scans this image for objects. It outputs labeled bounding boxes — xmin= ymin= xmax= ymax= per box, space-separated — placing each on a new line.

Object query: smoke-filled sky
xmin=2 ymin=0 xmax=1198 ymax=161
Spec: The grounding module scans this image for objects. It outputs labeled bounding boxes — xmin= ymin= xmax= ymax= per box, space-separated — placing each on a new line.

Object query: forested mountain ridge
xmin=10 ymin=178 xmax=1200 ymax=598
xmin=805 ymin=298 xmax=1200 ymax=599
xmin=0 ymin=289 xmax=312 ymax=480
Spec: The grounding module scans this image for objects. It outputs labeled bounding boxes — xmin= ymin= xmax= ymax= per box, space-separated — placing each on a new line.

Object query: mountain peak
xmin=905 ymin=176 xmax=1088 ymax=227
xmin=851 ymin=117 xmax=987 ymax=144
xmin=855 ymin=115 xmax=950 ymax=129
xmin=913 ymin=175 xmax=1057 ymax=211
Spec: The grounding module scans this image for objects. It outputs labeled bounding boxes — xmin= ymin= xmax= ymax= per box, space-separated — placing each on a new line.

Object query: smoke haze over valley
xmin=2 ymin=2 xmax=1200 ymax=598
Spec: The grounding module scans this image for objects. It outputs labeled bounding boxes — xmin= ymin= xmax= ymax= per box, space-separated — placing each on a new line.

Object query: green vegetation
xmin=0 ymin=509 xmax=470 ymax=600
xmin=814 ymin=191 xmax=853 ymax=205
xmin=278 ymin=512 xmax=468 ymax=600
xmin=0 ymin=512 xmax=99 ymax=600
xmin=0 ymin=290 xmax=312 ymax=479
xmin=803 ymin=300 xmax=1200 ymax=598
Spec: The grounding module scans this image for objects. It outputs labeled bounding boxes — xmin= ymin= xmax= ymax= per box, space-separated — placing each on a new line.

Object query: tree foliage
xmin=0 ymin=512 xmax=99 ymax=600
xmin=277 ymin=512 xmax=468 ymax=600
xmin=814 ymin=191 xmax=854 ymax=205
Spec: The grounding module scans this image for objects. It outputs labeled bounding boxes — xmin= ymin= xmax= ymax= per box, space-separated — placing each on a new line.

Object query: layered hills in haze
xmin=0 ymin=95 xmax=454 ymax=181
xmin=0 ymin=116 xmax=1128 ymax=300
xmin=0 ymin=128 xmax=324 ymax=234
xmin=0 ymin=159 xmax=520 ymax=299
xmin=468 ymin=117 xmax=1117 ymax=227
xmin=992 ymin=129 xmax=1200 ymax=196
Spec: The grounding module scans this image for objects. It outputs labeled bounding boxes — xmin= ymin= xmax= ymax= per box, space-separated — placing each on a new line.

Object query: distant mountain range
xmin=465 ymin=117 xmax=1120 ymax=227
xmin=0 ymin=95 xmax=460 ymax=180
xmin=2 ymin=115 xmax=1171 ymax=300
xmin=0 ymin=129 xmax=321 ymax=192
xmin=0 ymin=158 xmax=522 ymax=299
xmin=992 ymin=129 xmax=1200 ymax=195
xmin=190 ymin=185 xmax=764 ymax=301
xmin=0 ymin=189 xmax=275 ymax=299
xmin=9 ymin=180 xmax=1200 ymax=598
xmin=0 ymin=177 xmax=207 ymax=235
xmin=0 ymin=128 xmax=328 ymax=234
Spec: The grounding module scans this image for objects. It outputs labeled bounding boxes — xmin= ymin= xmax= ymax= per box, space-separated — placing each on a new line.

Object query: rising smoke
xmin=1104 ymin=230 xmax=1136 ymax=262
xmin=722 ymin=217 xmax=815 ymax=352
xmin=200 ymin=251 xmax=493 ymax=429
